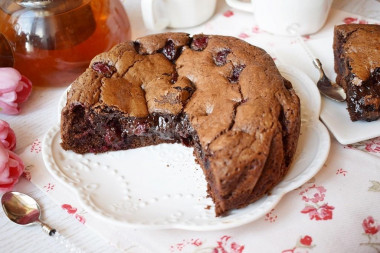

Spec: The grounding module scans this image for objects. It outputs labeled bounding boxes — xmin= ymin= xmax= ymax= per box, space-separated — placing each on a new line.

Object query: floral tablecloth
xmin=20 ymin=135 xmax=380 ymax=252
xmin=7 ymin=2 xmax=380 ymax=253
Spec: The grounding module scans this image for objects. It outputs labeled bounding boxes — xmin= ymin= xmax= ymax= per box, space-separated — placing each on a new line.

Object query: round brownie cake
xmin=61 ymin=33 xmax=301 ymax=216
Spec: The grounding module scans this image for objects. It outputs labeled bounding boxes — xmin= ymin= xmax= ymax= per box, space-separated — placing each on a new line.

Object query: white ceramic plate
xmin=320 ymin=96 xmax=380 ymax=145
xmin=42 ymin=65 xmax=330 ymax=231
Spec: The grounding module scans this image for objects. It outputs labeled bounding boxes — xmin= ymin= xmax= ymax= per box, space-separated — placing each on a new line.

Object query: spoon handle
xmin=38 ymin=221 xmax=83 ymax=252
xmin=296 ymin=36 xmax=320 ymax=68
xmin=54 ymin=232 xmax=84 ymax=253
xmin=40 ymin=221 xmax=56 ymax=236
xmin=312 ymin=58 xmax=327 ymax=78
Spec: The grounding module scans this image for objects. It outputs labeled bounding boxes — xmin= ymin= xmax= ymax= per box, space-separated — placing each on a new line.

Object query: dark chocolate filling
xmin=346 ymin=67 xmax=380 ymax=121
xmin=64 ymin=106 xmax=209 ymax=172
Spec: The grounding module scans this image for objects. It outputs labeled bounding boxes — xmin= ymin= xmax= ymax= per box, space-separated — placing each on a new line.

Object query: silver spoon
xmin=297 ymin=36 xmax=346 ymax=102
xmin=1 ymin=191 xmax=56 ymax=236
xmin=2 ymin=191 xmax=84 ymax=252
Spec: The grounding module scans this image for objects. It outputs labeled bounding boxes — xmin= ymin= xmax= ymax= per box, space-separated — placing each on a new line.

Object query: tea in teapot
xmin=0 ymin=0 xmax=131 ymax=86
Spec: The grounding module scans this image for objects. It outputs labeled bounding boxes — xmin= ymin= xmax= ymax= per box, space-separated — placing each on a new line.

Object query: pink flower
xmin=0 ymin=67 xmax=32 ymax=115
xmin=223 ymin=10 xmax=234 ymax=17
xmin=362 ymin=216 xmax=380 ymax=235
xmin=238 ymin=33 xmax=249 ymax=39
xmin=365 ymin=138 xmax=380 ymax=153
xmin=213 ymin=236 xmax=245 ymax=253
xmin=0 ymin=120 xmax=16 ymax=150
xmin=282 ymin=250 xmax=295 ymax=253
xmin=0 ymin=143 xmax=24 ymax=192
xmin=301 ymin=203 xmax=334 ymax=220
xmin=61 ymin=204 xmax=78 ymax=214
xmin=300 ymin=185 xmax=326 ymax=203
xmin=252 ymin=26 xmax=260 ymax=34
xmin=75 ymin=214 xmax=86 ymax=224
xmin=191 ymin=239 xmax=202 ymax=247
xmin=343 ymin=17 xmax=358 ymax=24
xmin=299 ymin=235 xmax=312 ymax=246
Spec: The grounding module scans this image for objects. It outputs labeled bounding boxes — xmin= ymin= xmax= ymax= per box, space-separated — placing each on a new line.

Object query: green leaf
xmin=368 ymin=180 xmax=380 ymax=192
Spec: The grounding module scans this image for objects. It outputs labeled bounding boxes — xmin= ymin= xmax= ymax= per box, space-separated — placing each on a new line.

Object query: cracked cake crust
xmin=61 ymin=33 xmax=301 ymax=216
xmin=333 ymin=24 xmax=380 ymax=121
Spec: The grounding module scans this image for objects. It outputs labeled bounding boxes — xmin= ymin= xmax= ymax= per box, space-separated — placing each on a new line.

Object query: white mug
xmin=141 ymin=0 xmax=217 ymax=30
xmin=225 ymin=0 xmax=333 ymax=36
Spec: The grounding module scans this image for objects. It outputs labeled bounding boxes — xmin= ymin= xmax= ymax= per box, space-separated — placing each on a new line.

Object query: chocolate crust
xmin=61 ymin=33 xmax=301 ymax=216
xmin=333 ymin=24 xmax=380 ymax=121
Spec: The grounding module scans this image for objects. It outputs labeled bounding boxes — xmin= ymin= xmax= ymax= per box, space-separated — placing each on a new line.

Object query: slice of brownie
xmin=333 ymin=24 xmax=380 ymax=121
xmin=61 ymin=33 xmax=301 ymax=216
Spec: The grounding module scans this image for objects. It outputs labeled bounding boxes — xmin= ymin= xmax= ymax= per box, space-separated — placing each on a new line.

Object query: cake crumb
xmin=205 ymin=205 xmax=211 ymax=210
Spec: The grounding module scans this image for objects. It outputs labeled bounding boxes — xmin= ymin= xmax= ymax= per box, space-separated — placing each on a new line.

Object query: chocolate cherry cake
xmin=61 ymin=33 xmax=301 ymax=216
xmin=333 ymin=24 xmax=380 ymax=121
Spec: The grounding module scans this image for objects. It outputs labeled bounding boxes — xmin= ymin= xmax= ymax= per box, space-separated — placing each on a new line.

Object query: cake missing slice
xmin=61 ymin=33 xmax=301 ymax=216
xmin=333 ymin=24 xmax=380 ymax=121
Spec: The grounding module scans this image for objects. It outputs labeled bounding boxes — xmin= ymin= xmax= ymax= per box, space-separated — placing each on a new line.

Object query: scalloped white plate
xmin=42 ymin=65 xmax=330 ymax=231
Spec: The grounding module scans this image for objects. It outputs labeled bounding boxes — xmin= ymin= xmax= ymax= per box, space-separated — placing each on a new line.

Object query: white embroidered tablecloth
xmin=2 ymin=1 xmax=380 ymax=252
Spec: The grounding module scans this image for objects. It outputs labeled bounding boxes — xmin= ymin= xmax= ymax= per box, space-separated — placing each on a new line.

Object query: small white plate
xmin=295 ymin=36 xmax=380 ymax=145
xmin=274 ymin=36 xmax=380 ymax=145
xmin=42 ymin=65 xmax=330 ymax=231
xmin=320 ymin=97 xmax=380 ymax=145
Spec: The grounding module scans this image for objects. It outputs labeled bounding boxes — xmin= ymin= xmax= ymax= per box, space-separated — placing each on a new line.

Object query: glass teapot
xmin=0 ymin=0 xmax=131 ymax=86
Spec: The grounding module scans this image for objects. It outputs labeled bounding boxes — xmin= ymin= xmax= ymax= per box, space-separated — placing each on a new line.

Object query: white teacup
xmin=141 ymin=0 xmax=217 ymax=30
xmin=225 ymin=0 xmax=333 ymax=36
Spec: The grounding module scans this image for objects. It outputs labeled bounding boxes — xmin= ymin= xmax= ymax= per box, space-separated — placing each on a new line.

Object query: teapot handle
xmin=141 ymin=0 xmax=170 ymax=30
